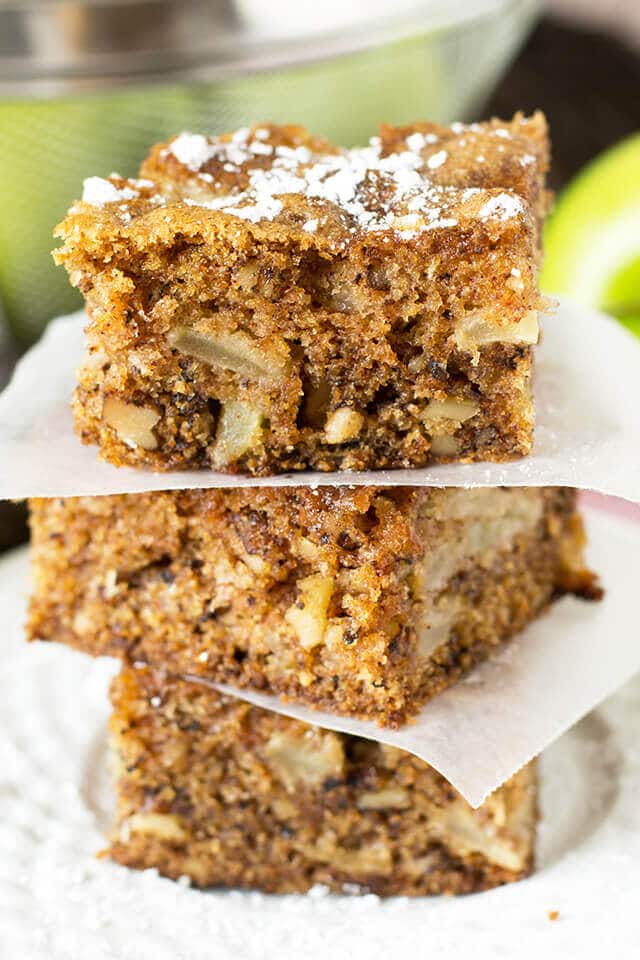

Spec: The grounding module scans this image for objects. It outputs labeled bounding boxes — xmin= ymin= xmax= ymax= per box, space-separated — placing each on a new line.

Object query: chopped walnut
xmin=422 ymin=397 xmax=480 ymax=424
xmin=285 ymin=574 xmax=334 ymax=650
xmin=324 ymin=407 xmax=364 ymax=444
xmin=123 ymin=812 xmax=188 ymax=842
xmin=103 ymin=398 xmax=160 ymax=450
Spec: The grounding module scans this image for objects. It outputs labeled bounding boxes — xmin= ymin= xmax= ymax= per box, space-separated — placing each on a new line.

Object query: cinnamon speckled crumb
xmin=28 ymin=485 xmax=598 ymax=726
xmin=54 ymin=116 xmax=550 ymax=475
xmin=108 ymin=665 xmax=538 ymax=895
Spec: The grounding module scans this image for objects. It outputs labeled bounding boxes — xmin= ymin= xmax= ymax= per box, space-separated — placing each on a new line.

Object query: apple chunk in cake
xmin=108 ymin=665 xmax=539 ymax=895
xmin=27 ymin=485 xmax=599 ymax=727
xmin=54 ymin=115 xmax=550 ymax=474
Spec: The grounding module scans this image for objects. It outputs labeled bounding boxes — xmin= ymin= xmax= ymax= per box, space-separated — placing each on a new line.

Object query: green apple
xmin=541 ymin=133 xmax=640 ymax=338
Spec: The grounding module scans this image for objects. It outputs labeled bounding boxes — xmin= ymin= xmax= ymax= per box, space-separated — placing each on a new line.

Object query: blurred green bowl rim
xmin=0 ymin=0 xmax=539 ymax=94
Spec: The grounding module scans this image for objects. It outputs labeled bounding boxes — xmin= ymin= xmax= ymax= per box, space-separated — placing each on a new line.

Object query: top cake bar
xmin=55 ymin=114 xmax=550 ymax=475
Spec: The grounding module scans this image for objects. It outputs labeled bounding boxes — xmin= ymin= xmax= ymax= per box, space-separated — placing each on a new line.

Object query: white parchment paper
xmin=8 ymin=496 xmax=636 ymax=808
xmin=1 ymin=298 xmax=639 ymax=500
xmin=186 ymin=497 xmax=639 ymax=807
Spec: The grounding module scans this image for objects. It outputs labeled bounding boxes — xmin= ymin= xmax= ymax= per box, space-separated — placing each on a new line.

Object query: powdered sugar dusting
xmin=169 ymin=130 xmax=261 ymax=170
xmin=169 ymin=133 xmax=217 ymax=170
xmin=427 ymin=150 xmax=448 ymax=169
xmin=249 ymin=140 xmax=274 ymax=157
xmin=405 ymin=131 xmax=438 ymax=151
xmin=479 ymin=193 xmax=526 ymax=221
xmin=82 ymin=177 xmax=141 ymax=206
xmin=163 ymin=128 xmax=528 ymax=237
xmin=84 ymin=125 xmax=532 ymax=238
xmin=184 ymin=195 xmax=285 ymax=224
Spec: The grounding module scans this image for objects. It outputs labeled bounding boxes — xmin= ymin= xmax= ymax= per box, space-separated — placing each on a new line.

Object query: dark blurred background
xmin=487 ymin=13 xmax=640 ymax=189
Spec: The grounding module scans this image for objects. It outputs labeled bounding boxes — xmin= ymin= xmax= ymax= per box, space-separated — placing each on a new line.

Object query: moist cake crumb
xmin=28 ymin=485 xmax=599 ymax=727
xmin=107 ymin=665 xmax=539 ymax=895
xmin=54 ymin=114 xmax=551 ymax=475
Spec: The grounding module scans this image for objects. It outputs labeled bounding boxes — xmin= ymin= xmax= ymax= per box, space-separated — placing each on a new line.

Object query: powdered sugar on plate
xmin=2 ymin=538 xmax=640 ymax=960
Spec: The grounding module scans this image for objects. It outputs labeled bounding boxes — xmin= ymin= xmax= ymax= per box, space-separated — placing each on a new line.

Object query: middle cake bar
xmin=107 ymin=664 xmax=538 ymax=895
xmin=28 ymin=486 xmax=598 ymax=726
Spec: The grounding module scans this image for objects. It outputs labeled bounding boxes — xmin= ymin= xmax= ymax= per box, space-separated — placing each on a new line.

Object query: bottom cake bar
xmin=107 ymin=666 xmax=537 ymax=896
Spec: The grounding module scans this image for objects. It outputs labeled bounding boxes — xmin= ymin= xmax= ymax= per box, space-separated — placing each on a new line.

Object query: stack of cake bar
xmin=26 ymin=117 xmax=600 ymax=896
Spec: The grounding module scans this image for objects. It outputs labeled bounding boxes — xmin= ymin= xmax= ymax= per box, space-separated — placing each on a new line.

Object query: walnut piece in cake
xmin=108 ymin=665 xmax=539 ymax=895
xmin=27 ymin=485 xmax=600 ymax=727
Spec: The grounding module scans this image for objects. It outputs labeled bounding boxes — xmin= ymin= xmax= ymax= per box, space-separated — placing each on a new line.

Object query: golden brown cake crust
xmin=28 ymin=486 xmax=599 ymax=727
xmin=54 ymin=116 xmax=550 ymax=475
xmin=107 ymin=665 xmax=538 ymax=895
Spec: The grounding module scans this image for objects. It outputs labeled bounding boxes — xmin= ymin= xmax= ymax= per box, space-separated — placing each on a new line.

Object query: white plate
xmin=1 ymin=544 xmax=640 ymax=960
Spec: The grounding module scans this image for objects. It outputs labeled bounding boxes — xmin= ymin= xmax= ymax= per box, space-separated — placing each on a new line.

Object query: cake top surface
xmin=66 ymin=114 xmax=548 ymax=250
